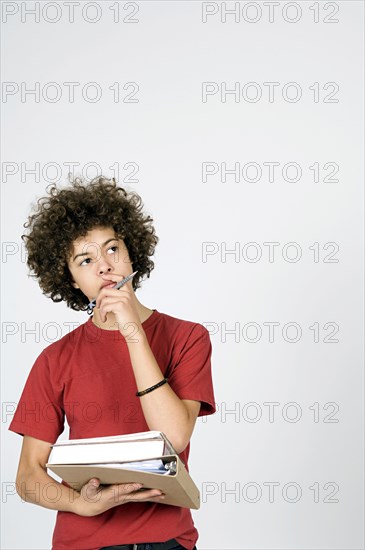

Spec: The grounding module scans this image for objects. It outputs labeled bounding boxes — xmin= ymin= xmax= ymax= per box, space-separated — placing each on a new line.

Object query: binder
xmin=47 ymin=430 xmax=175 ymax=464
xmin=46 ymin=432 xmax=200 ymax=509
xmin=47 ymin=454 xmax=200 ymax=509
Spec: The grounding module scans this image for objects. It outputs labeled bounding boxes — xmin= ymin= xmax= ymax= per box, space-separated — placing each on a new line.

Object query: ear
xmin=70 ymin=280 xmax=80 ymax=289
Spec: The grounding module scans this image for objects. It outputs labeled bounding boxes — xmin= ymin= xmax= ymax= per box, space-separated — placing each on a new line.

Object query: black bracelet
xmin=136 ymin=378 xmax=168 ymax=397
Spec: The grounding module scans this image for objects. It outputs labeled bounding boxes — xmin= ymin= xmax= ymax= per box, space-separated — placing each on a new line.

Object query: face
xmin=67 ymin=226 xmax=133 ymax=302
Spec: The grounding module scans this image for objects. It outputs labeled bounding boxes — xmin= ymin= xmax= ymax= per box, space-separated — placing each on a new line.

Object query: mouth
xmin=100 ymin=280 xmax=117 ymax=289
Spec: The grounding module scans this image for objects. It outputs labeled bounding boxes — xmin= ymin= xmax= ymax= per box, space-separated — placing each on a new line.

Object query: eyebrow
xmin=72 ymin=238 xmax=119 ymax=262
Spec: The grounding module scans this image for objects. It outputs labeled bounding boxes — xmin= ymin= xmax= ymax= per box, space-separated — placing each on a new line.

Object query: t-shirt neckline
xmin=84 ymin=309 xmax=159 ymax=340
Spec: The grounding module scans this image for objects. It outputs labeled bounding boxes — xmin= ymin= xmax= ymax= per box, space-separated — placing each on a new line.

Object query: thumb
xmin=88 ymin=477 xmax=100 ymax=487
xmin=82 ymin=478 xmax=101 ymax=501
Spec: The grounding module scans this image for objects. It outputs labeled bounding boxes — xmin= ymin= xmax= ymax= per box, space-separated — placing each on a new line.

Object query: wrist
xmin=125 ymin=324 xmax=147 ymax=346
xmin=69 ymin=489 xmax=83 ymax=515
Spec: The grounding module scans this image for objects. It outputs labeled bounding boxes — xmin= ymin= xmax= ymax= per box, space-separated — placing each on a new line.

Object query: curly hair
xmin=22 ymin=176 xmax=159 ymax=312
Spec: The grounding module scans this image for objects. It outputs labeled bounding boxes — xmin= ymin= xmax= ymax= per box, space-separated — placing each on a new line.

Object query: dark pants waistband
xmin=100 ymin=538 xmax=181 ymax=550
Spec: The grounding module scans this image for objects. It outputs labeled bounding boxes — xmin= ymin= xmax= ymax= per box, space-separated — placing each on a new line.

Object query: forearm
xmin=16 ymin=465 xmax=166 ymax=516
xmin=127 ymin=330 xmax=193 ymax=453
xmin=16 ymin=465 xmax=81 ymax=512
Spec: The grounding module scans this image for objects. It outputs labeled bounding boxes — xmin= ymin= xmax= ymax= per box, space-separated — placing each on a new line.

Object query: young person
xmin=9 ymin=176 xmax=216 ymax=550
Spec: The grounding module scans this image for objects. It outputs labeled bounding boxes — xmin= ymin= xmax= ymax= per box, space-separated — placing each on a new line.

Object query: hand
xmin=73 ymin=478 xmax=166 ymax=517
xmin=95 ymin=277 xmax=143 ymax=340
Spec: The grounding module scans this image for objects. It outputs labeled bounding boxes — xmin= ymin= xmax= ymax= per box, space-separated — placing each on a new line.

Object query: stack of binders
xmin=46 ymin=430 xmax=200 ymax=509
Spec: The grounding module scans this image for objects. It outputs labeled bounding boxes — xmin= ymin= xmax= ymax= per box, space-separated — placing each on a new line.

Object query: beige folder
xmin=46 ymin=454 xmax=200 ymax=509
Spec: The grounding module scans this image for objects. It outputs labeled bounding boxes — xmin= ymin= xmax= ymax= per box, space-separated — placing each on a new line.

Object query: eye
xmin=79 ymin=245 xmax=118 ymax=266
xmin=80 ymin=257 xmax=92 ymax=266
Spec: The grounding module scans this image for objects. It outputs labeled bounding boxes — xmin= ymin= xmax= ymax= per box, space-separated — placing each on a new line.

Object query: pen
xmin=86 ymin=271 xmax=138 ymax=314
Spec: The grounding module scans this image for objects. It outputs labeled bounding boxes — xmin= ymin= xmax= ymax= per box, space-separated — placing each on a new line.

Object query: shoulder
xmin=40 ymin=320 xmax=86 ymax=362
xmin=154 ymin=310 xmax=211 ymax=351
xmin=156 ymin=310 xmax=209 ymax=338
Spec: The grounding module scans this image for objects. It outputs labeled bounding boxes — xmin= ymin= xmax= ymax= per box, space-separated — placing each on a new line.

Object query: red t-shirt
xmin=9 ymin=309 xmax=216 ymax=550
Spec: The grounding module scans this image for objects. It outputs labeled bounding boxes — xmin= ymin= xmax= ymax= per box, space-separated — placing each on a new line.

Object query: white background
xmin=1 ymin=1 xmax=364 ymax=549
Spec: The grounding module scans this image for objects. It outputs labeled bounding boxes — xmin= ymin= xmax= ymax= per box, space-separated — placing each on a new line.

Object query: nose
xmin=97 ymin=252 xmax=114 ymax=275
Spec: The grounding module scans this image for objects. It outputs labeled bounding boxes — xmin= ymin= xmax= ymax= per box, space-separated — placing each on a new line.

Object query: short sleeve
xmin=8 ymin=350 xmax=65 ymax=444
xmin=167 ymin=324 xmax=216 ymax=417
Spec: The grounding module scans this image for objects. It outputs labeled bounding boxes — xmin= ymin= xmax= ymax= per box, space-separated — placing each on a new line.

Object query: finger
xmin=97 ymin=298 xmax=127 ymax=320
xmin=95 ymin=289 xmax=119 ymax=309
xmin=96 ymin=291 xmax=130 ymax=310
xmin=106 ymin=482 xmax=143 ymax=496
xmin=122 ymin=278 xmax=134 ymax=292
xmin=99 ymin=295 xmax=129 ymax=306
xmin=100 ymin=284 xmax=131 ymax=296
xmin=126 ymin=488 xmax=165 ymax=502
xmin=100 ymin=483 xmax=148 ymax=504
xmin=109 ymin=483 xmax=162 ymax=498
xmin=120 ymin=482 xmax=144 ymax=494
